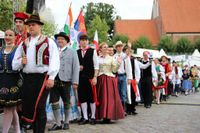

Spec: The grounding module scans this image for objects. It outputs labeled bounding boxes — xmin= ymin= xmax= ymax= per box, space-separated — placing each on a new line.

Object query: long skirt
xmin=96 ymin=75 xmax=124 ymax=120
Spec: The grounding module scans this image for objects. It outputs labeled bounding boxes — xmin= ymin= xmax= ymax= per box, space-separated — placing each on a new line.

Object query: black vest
xmin=77 ymin=48 xmax=94 ymax=79
xmin=130 ymin=57 xmax=135 ymax=79
xmin=141 ymin=61 xmax=152 ymax=78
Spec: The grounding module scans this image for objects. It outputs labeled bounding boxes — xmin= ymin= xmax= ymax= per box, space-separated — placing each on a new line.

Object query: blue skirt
xmin=182 ymin=80 xmax=192 ymax=91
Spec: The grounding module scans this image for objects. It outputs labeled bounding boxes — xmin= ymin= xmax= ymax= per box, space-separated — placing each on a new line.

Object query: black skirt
xmin=0 ymin=73 xmax=22 ymax=107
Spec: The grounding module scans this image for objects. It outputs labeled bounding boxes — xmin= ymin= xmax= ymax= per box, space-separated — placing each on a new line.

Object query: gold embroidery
xmin=10 ymin=87 xmax=19 ymax=94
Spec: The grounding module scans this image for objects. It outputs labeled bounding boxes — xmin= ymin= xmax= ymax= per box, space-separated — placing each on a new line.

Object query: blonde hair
xmin=99 ymin=42 xmax=108 ymax=49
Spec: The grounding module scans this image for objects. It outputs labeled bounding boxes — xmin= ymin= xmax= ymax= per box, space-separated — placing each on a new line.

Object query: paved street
xmin=1 ymin=92 xmax=200 ymax=133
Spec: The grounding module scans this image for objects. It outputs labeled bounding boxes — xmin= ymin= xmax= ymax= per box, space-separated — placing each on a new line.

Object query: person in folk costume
xmin=12 ymin=13 xmax=60 ymax=133
xmin=48 ymin=32 xmax=80 ymax=131
xmin=0 ymin=29 xmax=21 ymax=133
xmin=191 ymin=65 xmax=199 ymax=92
xmin=140 ymin=51 xmax=158 ymax=108
xmin=160 ymin=55 xmax=172 ymax=100
xmin=124 ymin=47 xmax=150 ymax=114
xmin=171 ymin=61 xmax=183 ymax=97
xmin=77 ymin=34 xmax=99 ymax=125
xmin=95 ymin=42 xmax=124 ymax=123
xmin=153 ymin=58 xmax=166 ymax=104
xmin=14 ymin=12 xmax=29 ymax=46
xmin=182 ymin=69 xmax=193 ymax=95
xmin=113 ymin=41 xmax=132 ymax=115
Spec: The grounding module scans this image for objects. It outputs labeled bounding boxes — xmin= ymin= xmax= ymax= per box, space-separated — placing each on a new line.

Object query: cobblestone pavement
xmin=1 ymin=92 xmax=200 ymax=133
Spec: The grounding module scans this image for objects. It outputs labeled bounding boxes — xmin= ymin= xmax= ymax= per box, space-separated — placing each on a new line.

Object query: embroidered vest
xmin=0 ymin=47 xmax=18 ymax=73
xmin=22 ymin=35 xmax=49 ymax=66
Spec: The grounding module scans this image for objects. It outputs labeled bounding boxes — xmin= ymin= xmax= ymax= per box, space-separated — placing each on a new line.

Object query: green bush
xmin=158 ymin=36 xmax=175 ymax=53
xmin=132 ymin=36 xmax=152 ymax=51
xmin=175 ymin=37 xmax=194 ymax=53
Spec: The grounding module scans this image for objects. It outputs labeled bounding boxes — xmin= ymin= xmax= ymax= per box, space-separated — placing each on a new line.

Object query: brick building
xmin=115 ymin=0 xmax=200 ymax=45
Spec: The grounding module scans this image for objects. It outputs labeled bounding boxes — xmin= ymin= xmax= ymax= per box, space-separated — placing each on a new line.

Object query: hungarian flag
xmin=64 ymin=3 xmax=73 ymax=36
xmin=93 ymin=30 xmax=99 ymax=50
xmin=71 ymin=10 xmax=87 ymax=50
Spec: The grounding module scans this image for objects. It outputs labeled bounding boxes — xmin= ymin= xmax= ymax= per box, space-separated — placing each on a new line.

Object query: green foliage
xmin=194 ymin=38 xmax=200 ymax=52
xmin=109 ymin=34 xmax=129 ymax=46
xmin=83 ymin=2 xmax=117 ymax=36
xmin=0 ymin=0 xmax=13 ymax=31
xmin=132 ymin=36 xmax=152 ymax=51
xmin=157 ymin=36 xmax=175 ymax=52
xmin=18 ymin=0 xmax=26 ymax=12
xmin=87 ymin=15 xmax=109 ymax=43
xmin=42 ymin=22 xmax=58 ymax=38
xmin=175 ymin=37 xmax=194 ymax=53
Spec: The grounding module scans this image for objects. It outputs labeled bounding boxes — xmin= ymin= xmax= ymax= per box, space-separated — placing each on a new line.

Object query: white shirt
xmin=12 ymin=35 xmax=60 ymax=80
xmin=171 ymin=66 xmax=183 ymax=84
xmin=133 ymin=59 xmax=141 ymax=83
xmin=114 ymin=52 xmax=132 ymax=80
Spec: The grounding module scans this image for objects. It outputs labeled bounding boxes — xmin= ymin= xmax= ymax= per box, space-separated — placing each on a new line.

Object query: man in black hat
xmin=48 ymin=32 xmax=80 ymax=131
xmin=12 ymin=13 xmax=60 ymax=133
xmin=77 ymin=34 xmax=99 ymax=125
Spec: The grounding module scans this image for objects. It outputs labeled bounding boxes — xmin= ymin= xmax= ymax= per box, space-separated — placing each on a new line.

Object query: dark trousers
xmin=32 ymin=90 xmax=49 ymax=133
xmin=141 ymin=77 xmax=153 ymax=106
xmin=21 ymin=73 xmax=49 ymax=133
xmin=127 ymin=86 xmax=136 ymax=113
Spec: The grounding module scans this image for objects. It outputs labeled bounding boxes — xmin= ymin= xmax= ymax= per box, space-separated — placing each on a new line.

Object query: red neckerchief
xmin=15 ymin=30 xmax=28 ymax=46
xmin=81 ymin=46 xmax=90 ymax=55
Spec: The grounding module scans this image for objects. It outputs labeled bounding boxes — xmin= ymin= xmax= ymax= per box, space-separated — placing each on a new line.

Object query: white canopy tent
xmin=136 ymin=48 xmax=160 ymax=58
xmin=189 ymin=49 xmax=200 ymax=66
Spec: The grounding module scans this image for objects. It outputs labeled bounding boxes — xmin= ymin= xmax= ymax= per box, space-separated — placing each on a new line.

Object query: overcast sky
xmin=46 ymin=0 xmax=154 ymax=30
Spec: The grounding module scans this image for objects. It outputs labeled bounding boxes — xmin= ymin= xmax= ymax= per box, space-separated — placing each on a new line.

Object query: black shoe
xmin=90 ymin=118 xmax=96 ymax=125
xmin=21 ymin=127 xmax=27 ymax=133
xmin=79 ymin=118 xmax=89 ymax=125
xmin=132 ymin=111 xmax=138 ymax=115
xmin=48 ymin=124 xmax=62 ymax=131
xmin=101 ymin=118 xmax=111 ymax=124
xmin=127 ymin=111 xmax=132 ymax=115
xmin=63 ymin=123 xmax=69 ymax=130
xmin=145 ymin=105 xmax=151 ymax=108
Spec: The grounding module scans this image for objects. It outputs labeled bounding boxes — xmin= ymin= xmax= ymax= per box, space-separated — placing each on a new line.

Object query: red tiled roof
xmin=115 ymin=20 xmax=160 ymax=45
xmin=159 ymin=0 xmax=200 ymax=33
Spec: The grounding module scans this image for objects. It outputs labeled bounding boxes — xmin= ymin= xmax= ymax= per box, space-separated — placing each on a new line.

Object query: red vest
xmin=22 ymin=35 xmax=49 ymax=66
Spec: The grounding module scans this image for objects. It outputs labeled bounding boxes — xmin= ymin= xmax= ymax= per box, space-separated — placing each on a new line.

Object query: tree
xmin=0 ymin=0 xmax=57 ymax=37
xmin=132 ymin=36 xmax=152 ymax=51
xmin=157 ymin=36 xmax=175 ymax=53
xmin=109 ymin=34 xmax=129 ymax=46
xmin=0 ymin=0 xmax=13 ymax=31
xmin=194 ymin=38 xmax=200 ymax=51
xmin=42 ymin=22 xmax=57 ymax=38
xmin=83 ymin=2 xmax=117 ymax=37
xmin=87 ymin=15 xmax=109 ymax=43
xmin=175 ymin=37 xmax=194 ymax=53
